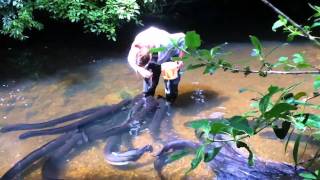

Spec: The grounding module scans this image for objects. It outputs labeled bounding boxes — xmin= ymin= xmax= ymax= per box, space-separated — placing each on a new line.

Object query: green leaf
xmin=249 ymin=35 xmax=263 ymax=56
xmin=204 ymin=147 xmax=222 ymax=162
xmin=186 ymin=145 xmax=205 ymax=174
xmin=168 ymin=150 xmax=190 ymax=162
xmin=292 ymin=53 xmax=305 ymax=64
xmin=187 ymin=119 xmax=210 ymax=129
xmin=311 ymin=22 xmax=320 ymax=28
xmin=294 ymin=92 xmax=307 ymax=100
xmin=306 ymin=114 xmax=320 ymax=128
xmin=187 ymin=63 xmax=205 ymax=70
xmin=293 ymin=134 xmax=302 ymax=165
xmin=197 ymin=49 xmax=211 ymax=60
xmin=236 ymin=141 xmax=254 ymax=166
xmin=149 ymin=47 xmax=166 ymax=53
xmin=210 ymin=121 xmax=231 ymax=134
xmin=250 ymin=49 xmax=260 ymax=57
xmin=259 ymin=86 xmax=283 ymax=113
xmin=278 ymin=56 xmax=289 ymax=63
xmin=314 ymin=76 xmax=320 ymax=90
xmin=264 ymin=103 xmax=297 ymax=119
xmin=273 ymin=121 xmax=291 ymax=139
xmin=299 ymin=172 xmax=317 ymax=179
xmin=203 ymin=64 xmax=217 ymax=74
xmin=229 ymin=116 xmax=254 ymax=135
xmin=272 ymin=16 xmax=287 ymax=32
xmin=185 ymin=31 xmax=201 ymax=50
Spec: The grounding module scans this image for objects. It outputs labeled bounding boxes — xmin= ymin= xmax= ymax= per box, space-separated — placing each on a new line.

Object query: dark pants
xmin=143 ymin=62 xmax=180 ymax=103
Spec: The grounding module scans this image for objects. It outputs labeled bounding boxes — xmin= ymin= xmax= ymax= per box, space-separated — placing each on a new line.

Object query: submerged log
xmin=155 ymin=135 xmax=305 ymax=180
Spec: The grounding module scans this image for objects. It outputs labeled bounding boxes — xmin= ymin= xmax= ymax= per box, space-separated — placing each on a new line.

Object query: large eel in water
xmin=18 ymin=99 xmax=131 ymax=139
xmin=0 ymin=105 xmax=108 ymax=133
xmin=154 ymin=135 xmax=306 ymax=180
xmin=1 ymin=96 xmax=159 ymax=180
xmin=104 ymin=136 xmax=153 ymax=166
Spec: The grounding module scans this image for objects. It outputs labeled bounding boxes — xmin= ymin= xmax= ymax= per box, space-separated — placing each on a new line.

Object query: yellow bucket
xmin=161 ymin=62 xmax=179 ymax=80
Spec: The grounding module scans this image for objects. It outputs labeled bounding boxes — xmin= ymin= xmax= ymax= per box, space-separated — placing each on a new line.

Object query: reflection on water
xmin=0 ymin=42 xmax=319 ymax=179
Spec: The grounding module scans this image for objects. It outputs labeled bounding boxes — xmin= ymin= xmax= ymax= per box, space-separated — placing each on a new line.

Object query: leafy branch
xmin=260 ymin=0 xmax=320 ymax=46
xmin=170 ymin=29 xmax=320 ymax=175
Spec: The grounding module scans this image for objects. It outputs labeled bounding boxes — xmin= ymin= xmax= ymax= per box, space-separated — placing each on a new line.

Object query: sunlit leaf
xmin=249 ymin=35 xmax=263 ymax=56
xmin=314 ymin=76 xmax=320 ymax=90
xmin=299 ymin=172 xmax=317 ymax=179
xmin=229 ymin=116 xmax=254 ymax=135
xmin=185 ymin=31 xmax=201 ymax=50
xmin=293 ymin=134 xmax=302 ymax=165
xmin=204 ymin=147 xmax=222 ymax=162
xmin=186 ymin=145 xmax=205 ymax=174
xmin=187 ymin=119 xmax=210 ymax=129
xmin=272 ymin=16 xmax=287 ymax=32
xmin=259 ymin=86 xmax=283 ymax=113
xmin=250 ymin=49 xmax=260 ymax=57
xmin=264 ymin=103 xmax=297 ymax=119
xmin=306 ymin=114 xmax=320 ymax=128
xmin=210 ymin=121 xmax=231 ymax=134
xmin=312 ymin=21 xmax=320 ymax=28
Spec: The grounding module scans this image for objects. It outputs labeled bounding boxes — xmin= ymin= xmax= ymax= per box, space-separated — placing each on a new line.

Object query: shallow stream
xmin=0 ymin=42 xmax=319 ymax=179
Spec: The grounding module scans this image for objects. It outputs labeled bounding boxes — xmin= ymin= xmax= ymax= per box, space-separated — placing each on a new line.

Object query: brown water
xmin=0 ymin=42 xmax=319 ymax=179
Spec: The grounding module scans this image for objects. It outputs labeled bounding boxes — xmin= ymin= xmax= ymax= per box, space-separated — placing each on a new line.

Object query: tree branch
xmin=260 ymin=0 xmax=320 ymax=46
xmin=225 ymin=66 xmax=320 ymax=75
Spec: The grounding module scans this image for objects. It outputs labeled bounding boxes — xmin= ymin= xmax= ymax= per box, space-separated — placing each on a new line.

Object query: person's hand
xmin=177 ymin=61 xmax=184 ymax=69
xmin=138 ymin=67 xmax=153 ymax=78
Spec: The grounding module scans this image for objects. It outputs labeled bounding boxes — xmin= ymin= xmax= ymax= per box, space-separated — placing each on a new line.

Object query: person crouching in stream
xmin=128 ymin=26 xmax=185 ymax=104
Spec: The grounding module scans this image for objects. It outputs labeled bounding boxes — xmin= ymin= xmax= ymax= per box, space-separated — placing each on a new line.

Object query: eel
xmin=19 ymin=99 xmax=131 ymax=139
xmin=148 ymin=98 xmax=169 ymax=140
xmin=0 ymin=105 xmax=108 ymax=133
xmin=104 ymin=136 xmax=153 ymax=166
xmin=41 ymin=132 xmax=83 ymax=180
xmin=1 ymin=133 xmax=73 ymax=180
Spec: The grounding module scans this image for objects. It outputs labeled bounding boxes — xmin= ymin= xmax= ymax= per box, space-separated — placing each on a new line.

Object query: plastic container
xmin=161 ymin=62 xmax=180 ymax=80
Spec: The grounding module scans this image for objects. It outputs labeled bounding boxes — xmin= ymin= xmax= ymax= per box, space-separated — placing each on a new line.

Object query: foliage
xmin=170 ymin=21 xmax=320 ymax=173
xmin=300 ymin=169 xmax=320 ymax=180
xmin=0 ymin=0 xmax=147 ymax=40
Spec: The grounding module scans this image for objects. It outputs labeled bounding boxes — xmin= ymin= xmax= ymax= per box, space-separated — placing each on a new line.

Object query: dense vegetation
xmin=0 ymin=0 xmax=144 ymax=40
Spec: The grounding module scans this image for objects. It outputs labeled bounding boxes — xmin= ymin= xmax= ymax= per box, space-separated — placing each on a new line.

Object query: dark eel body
xmin=0 ymin=95 xmax=307 ymax=180
xmin=104 ymin=136 xmax=153 ymax=166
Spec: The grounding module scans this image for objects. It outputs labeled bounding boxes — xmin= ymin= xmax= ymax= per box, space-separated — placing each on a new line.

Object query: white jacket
xmin=128 ymin=26 xmax=185 ymax=71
